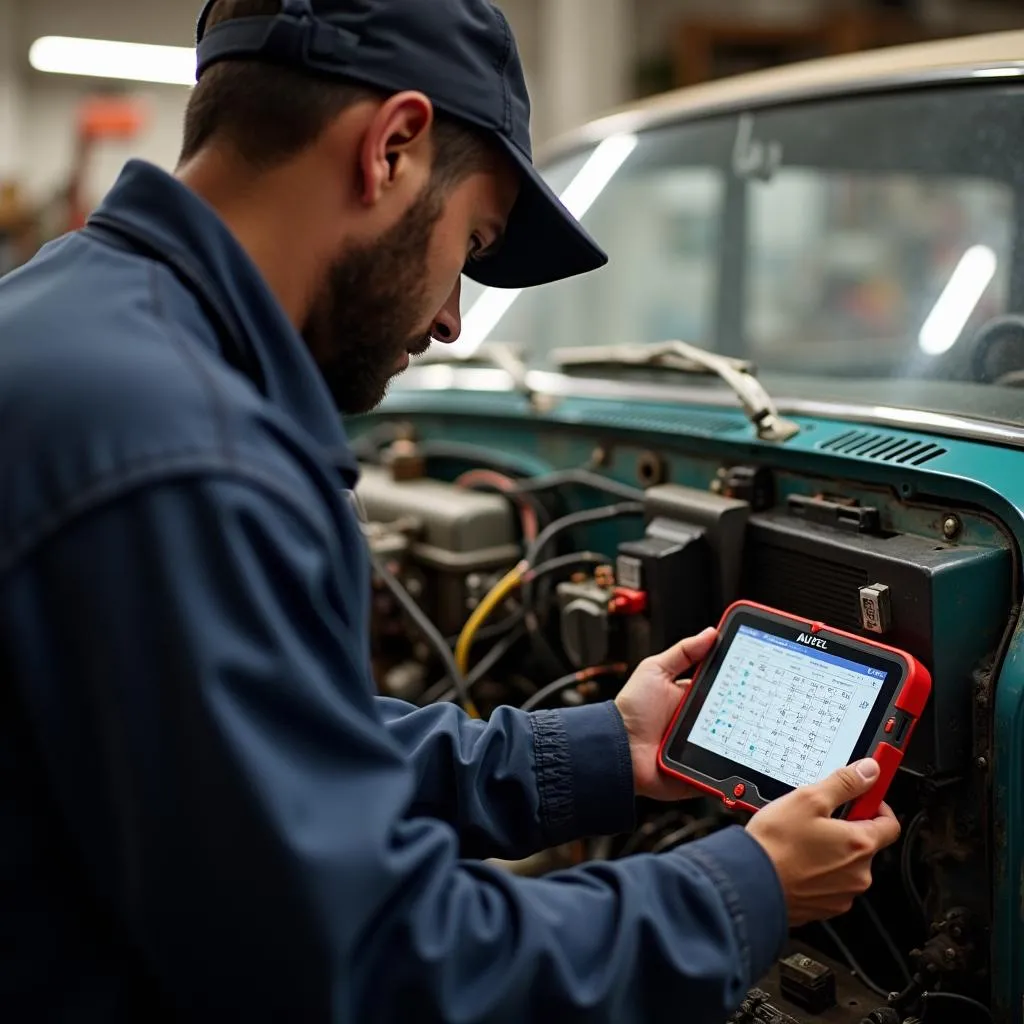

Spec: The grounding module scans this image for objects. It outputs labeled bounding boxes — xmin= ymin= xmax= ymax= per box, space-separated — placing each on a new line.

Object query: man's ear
xmin=356 ymin=91 xmax=434 ymax=207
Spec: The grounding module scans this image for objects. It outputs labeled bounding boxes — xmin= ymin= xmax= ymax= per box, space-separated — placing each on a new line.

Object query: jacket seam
xmin=147 ymin=262 xmax=236 ymax=462
xmin=0 ymin=452 xmax=337 ymax=580
xmin=529 ymin=710 xmax=575 ymax=843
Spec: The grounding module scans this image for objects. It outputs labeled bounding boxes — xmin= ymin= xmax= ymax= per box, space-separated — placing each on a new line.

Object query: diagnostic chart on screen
xmin=689 ymin=625 xmax=887 ymax=787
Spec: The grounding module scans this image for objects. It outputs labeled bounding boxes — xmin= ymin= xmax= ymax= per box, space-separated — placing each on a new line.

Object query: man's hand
xmin=746 ymin=760 xmax=902 ymax=925
xmin=613 ymin=629 xmax=899 ymax=922
xmin=614 ymin=627 xmax=718 ymax=801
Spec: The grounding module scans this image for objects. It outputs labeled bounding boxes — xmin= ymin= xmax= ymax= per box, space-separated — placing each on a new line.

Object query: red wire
xmin=454 ymin=469 xmax=539 ymax=542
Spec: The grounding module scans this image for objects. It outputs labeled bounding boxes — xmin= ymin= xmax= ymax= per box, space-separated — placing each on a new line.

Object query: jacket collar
xmin=87 ymin=159 xmax=360 ymax=486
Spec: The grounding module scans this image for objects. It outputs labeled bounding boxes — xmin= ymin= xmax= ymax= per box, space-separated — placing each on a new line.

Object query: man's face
xmin=303 ymin=157 xmax=518 ymax=415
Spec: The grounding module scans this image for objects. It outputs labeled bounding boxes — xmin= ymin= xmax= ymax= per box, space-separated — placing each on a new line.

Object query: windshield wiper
xmin=551 ymin=340 xmax=800 ymax=442
xmin=415 ymin=343 xmax=542 ymax=407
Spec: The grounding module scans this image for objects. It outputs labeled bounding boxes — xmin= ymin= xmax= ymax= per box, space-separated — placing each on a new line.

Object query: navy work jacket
xmin=0 ymin=160 xmax=787 ymax=1022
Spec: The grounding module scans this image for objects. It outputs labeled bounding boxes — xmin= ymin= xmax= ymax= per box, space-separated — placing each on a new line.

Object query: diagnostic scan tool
xmin=659 ymin=601 xmax=931 ymax=820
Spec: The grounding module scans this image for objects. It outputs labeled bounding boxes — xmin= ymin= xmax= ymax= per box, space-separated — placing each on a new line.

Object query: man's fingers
xmin=875 ymin=801 xmax=898 ymax=825
xmin=655 ymin=627 xmax=717 ymax=678
xmin=871 ymin=811 xmax=902 ymax=847
xmin=853 ymin=803 xmax=901 ymax=849
xmin=811 ymin=759 xmax=880 ymax=812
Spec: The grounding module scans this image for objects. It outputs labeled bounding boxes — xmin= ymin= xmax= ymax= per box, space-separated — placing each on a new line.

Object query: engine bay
xmin=352 ymin=421 xmax=1017 ymax=1024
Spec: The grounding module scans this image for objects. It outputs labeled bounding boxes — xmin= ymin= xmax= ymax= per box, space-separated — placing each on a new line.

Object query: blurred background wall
xmin=0 ymin=0 xmax=1022 ymax=266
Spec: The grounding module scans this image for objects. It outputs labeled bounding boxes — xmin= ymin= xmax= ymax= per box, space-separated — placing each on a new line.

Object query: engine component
xmin=608 ymin=482 xmax=751 ymax=666
xmin=778 ymin=952 xmax=837 ymax=1013
xmin=727 ymin=988 xmax=803 ymax=1024
xmin=788 ymin=493 xmax=884 ymax=535
xmin=557 ymin=575 xmax=649 ymax=670
xmin=909 ymin=907 xmax=977 ymax=979
xmin=356 ymin=464 xmax=521 ymax=636
xmin=382 ymin=436 xmax=426 ymax=481
xmin=558 ymin=578 xmax=613 ymax=668
xmin=859 ymin=1010 xmax=902 ymax=1024
xmin=729 ymin=942 xmax=905 ymax=1024
xmin=380 ymin=659 xmax=428 ymax=702
xmin=714 ymin=464 xmax=775 ymax=511
xmin=642 ymin=483 xmax=751 ymax=611
xmin=741 ymin=509 xmax=1011 ymax=774
xmin=617 ymin=517 xmax=711 ymax=653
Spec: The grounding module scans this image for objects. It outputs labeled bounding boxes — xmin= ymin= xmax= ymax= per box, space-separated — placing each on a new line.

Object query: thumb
xmin=655 ymin=627 xmax=717 ymax=678
xmin=811 ymin=758 xmax=880 ymax=811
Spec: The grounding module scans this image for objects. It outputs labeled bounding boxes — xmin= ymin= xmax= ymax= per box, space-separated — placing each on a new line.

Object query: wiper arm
xmin=415 ymin=342 xmax=528 ymax=392
xmin=552 ymin=340 xmax=800 ymax=442
xmin=415 ymin=343 xmax=542 ymax=408
xmin=480 ymin=342 xmax=531 ymax=395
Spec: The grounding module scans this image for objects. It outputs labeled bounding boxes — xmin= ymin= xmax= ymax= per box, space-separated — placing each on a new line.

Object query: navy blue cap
xmin=194 ymin=0 xmax=609 ymax=289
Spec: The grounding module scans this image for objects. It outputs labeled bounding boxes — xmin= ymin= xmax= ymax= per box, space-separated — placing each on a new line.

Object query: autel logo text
xmin=796 ymin=633 xmax=828 ymax=650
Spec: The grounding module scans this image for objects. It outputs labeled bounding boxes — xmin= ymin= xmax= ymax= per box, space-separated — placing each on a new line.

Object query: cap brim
xmin=464 ymin=138 xmax=608 ymax=290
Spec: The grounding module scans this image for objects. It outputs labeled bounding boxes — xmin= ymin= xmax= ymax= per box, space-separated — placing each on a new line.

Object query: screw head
xmin=976 ymin=756 xmax=989 ymax=770
xmin=942 ymin=515 xmax=963 ymax=540
xmin=944 ymin=948 xmax=957 ymax=962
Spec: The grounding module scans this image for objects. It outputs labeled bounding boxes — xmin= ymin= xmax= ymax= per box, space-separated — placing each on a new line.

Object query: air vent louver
xmin=818 ymin=429 xmax=947 ymax=467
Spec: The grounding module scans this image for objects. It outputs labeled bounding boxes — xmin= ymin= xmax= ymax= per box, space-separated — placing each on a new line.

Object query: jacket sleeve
xmin=5 ymin=472 xmax=789 ymax=1024
xmin=373 ymin=694 xmax=638 ymax=861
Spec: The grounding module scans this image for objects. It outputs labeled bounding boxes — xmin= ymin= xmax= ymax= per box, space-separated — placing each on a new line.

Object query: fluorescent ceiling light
xmin=450 ymin=132 xmax=638 ymax=358
xmin=558 ymin=133 xmax=639 ymax=220
xmin=29 ymin=36 xmax=196 ymax=87
xmin=456 ymin=288 xmax=525 ymax=356
xmin=972 ymin=66 xmax=1024 ymax=78
xmin=918 ymin=244 xmax=998 ymax=356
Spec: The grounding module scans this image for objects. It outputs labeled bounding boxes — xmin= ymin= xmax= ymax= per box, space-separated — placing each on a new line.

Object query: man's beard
xmin=303 ymin=183 xmax=445 ymax=415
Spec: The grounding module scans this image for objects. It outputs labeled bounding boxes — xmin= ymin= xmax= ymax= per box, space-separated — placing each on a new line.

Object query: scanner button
xmin=884 ymin=717 xmax=896 ymax=734
xmin=733 ymin=783 xmax=746 ymax=798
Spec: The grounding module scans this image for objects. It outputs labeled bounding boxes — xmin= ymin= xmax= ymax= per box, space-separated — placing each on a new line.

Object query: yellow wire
xmin=455 ymin=562 xmax=526 ymax=678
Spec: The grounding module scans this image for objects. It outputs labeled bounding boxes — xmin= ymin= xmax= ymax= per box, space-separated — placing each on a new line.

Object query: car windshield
xmin=447 ymin=82 xmax=1024 ymax=427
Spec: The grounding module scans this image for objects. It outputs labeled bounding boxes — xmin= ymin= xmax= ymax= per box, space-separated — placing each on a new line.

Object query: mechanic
xmin=0 ymin=0 xmax=901 ymax=1021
